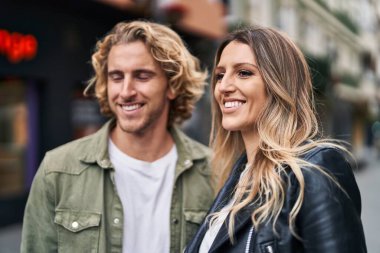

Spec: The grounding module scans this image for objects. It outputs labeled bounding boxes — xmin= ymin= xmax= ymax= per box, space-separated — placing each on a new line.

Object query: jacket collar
xmin=170 ymin=125 xmax=210 ymax=180
xmin=209 ymin=154 xmax=255 ymax=251
xmin=77 ymin=119 xmax=209 ymax=173
xmin=209 ymin=203 xmax=255 ymax=252
xmin=186 ymin=154 xmax=250 ymax=252
xmin=78 ymin=119 xmax=115 ymax=169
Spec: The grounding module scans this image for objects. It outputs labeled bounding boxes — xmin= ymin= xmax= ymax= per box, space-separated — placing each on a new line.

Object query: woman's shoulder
xmin=301 ymin=143 xmax=346 ymax=159
xmin=293 ymin=144 xmax=361 ymax=211
xmin=300 ymin=145 xmax=354 ymax=175
xmin=284 ymin=144 xmax=357 ymax=196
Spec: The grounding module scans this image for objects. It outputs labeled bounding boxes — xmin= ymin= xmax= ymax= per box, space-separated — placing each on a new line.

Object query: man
xmin=21 ymin=21 xmax=214 ymax=253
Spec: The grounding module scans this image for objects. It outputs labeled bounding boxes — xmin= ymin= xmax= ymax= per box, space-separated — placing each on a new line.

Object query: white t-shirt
xmin=108 ymin=139 xmax=178 ymax=253
xmin=199 ymin=201 xmax=233 ymax=253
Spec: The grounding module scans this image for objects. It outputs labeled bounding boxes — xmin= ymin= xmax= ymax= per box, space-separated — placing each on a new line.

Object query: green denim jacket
xmin=21 ymin=120 xmax=214 ymax=253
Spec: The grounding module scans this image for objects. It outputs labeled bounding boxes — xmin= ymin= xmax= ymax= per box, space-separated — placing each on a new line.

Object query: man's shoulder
xmin=172 ymin=127 xmax=211 ymax=159
xmin=49 ymin=134 xmax=90 ymax=153
xmin=41 ymin=129 xmax=107 ymax=174
xmin=184 ymin=135 xmax=211 ymax=155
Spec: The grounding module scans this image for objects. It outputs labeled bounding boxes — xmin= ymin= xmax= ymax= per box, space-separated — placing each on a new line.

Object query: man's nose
xmin=120 ymin=77 xmax=137 ymax=98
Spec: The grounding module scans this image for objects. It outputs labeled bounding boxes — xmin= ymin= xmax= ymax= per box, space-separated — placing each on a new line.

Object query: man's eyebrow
xmin=107 ymin=69 xmax=123 ymax=75
xmin=133 ymin=68 xmax=156 ymax=74
xmin=107 ymin=68 xmax=158 ymax=75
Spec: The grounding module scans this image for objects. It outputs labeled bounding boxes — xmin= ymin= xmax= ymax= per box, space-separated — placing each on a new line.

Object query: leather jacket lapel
xmin=185 ymin=154 xmax=247 ymax=253
xmin=209 ymin=204 xmax=255 ymax=252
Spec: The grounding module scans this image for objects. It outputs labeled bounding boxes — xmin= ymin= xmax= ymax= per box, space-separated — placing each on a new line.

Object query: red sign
xmin=0 ymin=29 xmax=38 ymax=63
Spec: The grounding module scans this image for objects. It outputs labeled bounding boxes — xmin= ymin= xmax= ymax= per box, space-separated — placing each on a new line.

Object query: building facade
xmin=227 ymin=0 xmax=380 ymax=160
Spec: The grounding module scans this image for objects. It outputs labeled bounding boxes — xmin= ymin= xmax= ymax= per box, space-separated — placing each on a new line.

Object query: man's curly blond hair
xmin=85 ymin=20 xmax=208 ymax=126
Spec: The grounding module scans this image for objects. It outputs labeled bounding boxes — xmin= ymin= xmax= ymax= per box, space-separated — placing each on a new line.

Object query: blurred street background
xmin=1 ymin=0 xmax=379 ymax=252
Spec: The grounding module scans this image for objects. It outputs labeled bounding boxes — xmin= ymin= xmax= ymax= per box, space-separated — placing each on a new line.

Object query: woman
xmin=185 ymin=26 xmax=367 ymax=253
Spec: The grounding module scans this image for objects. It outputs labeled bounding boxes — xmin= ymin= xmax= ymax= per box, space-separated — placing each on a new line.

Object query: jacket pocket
xmin=184 ymin=210 xmax=207 ymax=244
xmin=54 ymin=209 xmax=101 ymax=253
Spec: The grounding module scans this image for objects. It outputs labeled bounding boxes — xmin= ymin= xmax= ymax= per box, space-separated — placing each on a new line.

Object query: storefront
xmin=0 ymin=0 xmax=131 ymax=227
xmin=0 ymin=0 xmax=225 ymax=227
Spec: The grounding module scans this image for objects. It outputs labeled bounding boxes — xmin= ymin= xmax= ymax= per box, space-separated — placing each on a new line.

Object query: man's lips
xmin=118 ymin=102 xmax=144 ymax=111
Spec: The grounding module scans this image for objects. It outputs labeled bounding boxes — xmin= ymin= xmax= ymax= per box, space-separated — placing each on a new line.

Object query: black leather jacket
xmin=185 ymin=146 xmax=367 ymax=253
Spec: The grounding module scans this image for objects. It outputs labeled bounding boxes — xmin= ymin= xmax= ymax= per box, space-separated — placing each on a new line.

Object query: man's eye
xmin=238 ymin=70 xmax=253 ymax=78
xmin=136 ymin=72 xmax=153 ymax=81
xmin=109 ymin=73 xmax=123 ymax=81
xmin=215 ymin=73 xmax=224 ymax=82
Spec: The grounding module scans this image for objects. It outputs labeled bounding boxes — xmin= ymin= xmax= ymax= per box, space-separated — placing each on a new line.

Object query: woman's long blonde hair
xmin=210 ymin=26 xmax=346 ymax=240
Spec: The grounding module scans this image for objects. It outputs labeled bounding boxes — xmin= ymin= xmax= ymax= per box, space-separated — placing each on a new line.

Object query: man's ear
xmin=167 ymin=87 xmax=177 ymax=100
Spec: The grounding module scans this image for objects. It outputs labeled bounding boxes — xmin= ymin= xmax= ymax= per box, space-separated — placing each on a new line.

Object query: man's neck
xmin=110 ymin=125 xmax=174 ymax=162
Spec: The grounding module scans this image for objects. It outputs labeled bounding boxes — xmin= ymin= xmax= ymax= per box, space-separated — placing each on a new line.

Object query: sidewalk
xmin=0 ymin=223 xmax=21 ymax=253
xmin=355 ymin=148 xmax=380 ymax=253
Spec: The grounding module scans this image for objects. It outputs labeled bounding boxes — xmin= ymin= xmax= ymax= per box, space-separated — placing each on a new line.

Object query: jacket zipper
xmin=245 ymin=226 xmax=255 ymax=253
xmin=265 ymin=245 xmax=274 ymax=253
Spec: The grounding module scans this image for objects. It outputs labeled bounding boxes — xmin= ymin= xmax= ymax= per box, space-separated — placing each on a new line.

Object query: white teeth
xmin=224 ymin=101 xmax=243 ymax=108
xmin=121 ymin=104 xmax=141 ymax=111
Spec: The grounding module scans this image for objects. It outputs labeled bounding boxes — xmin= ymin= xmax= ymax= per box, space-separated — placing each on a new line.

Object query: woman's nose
xmin=217 ymin=74 xmax=235 ymax=93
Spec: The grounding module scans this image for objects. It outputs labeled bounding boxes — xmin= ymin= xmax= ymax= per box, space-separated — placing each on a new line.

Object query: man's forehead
xmin=107 ymin=42 xmax=159 ymax=69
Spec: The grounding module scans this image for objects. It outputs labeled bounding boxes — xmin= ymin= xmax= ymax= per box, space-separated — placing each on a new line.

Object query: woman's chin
xmin=221 ymin=122 xmax=242 ymax=132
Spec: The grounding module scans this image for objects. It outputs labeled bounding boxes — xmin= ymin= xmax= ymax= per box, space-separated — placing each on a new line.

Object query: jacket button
xmin=113 ymin=218 xmax=120 ymax=224
xmin=71 ymin=221 xmax=79 ymax=229
xmin=184 ymin=159 xmax=191 ymax=167
xmin=100 ymin=159 xmax=108 ymax=167
xmin=172 ymin=218 xmax=179 ymax=224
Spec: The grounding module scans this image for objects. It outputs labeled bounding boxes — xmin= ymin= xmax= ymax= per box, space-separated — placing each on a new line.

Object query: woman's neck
xmin=241 ymin=128 xmax=260 ymax=165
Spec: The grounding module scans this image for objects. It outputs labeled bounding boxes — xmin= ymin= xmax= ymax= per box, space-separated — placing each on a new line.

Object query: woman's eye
xmin=215 ymin=73 xmax=224 ymax=82
xmin=238 ymin=70 xmax=253 ymax=78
